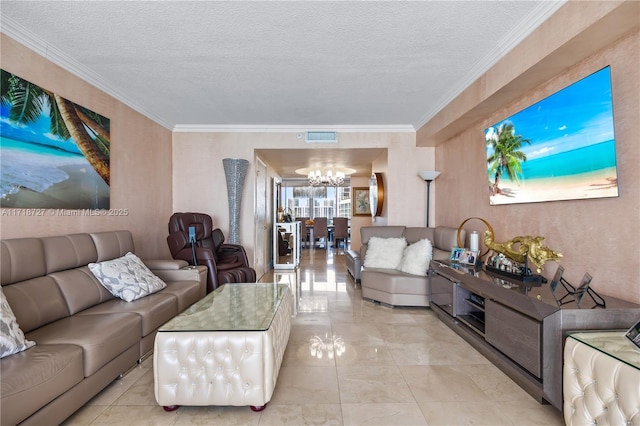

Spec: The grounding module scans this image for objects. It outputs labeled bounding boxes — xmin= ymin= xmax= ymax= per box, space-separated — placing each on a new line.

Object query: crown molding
xmin=414 ymin=0 xmax=566 ymax=130
xmin=1 ymin=16 xmax=174 ymax=130
xmin=172 ymin=124 xmax=416 ymax=133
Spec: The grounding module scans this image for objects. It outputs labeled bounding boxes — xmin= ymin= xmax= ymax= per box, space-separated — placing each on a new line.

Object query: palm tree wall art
xmin=485 ymin=66 xmax=618 ymax=205
xmin=1 ymin=69 xmax=110 ymax=209
xmin=486 ymin=122 xmax=530 ymax=198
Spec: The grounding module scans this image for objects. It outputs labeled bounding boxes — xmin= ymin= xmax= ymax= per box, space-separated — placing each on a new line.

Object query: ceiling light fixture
xmin=296 ymin=167 xmax=356 ymax=187
xmin=307 ymin=170 xmax=345 ymax=187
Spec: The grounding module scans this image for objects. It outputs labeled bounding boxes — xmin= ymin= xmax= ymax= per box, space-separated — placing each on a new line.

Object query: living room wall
xmin=171 ymin=131 xmax=435 ymax=264
xmin=0 ymin=34 xmax=174 ymax=259
xmin=433 ymin=30 xmax=639 ymax=304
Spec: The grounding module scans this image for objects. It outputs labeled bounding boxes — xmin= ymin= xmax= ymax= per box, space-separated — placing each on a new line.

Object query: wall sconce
xmin=418 ymin=171 xmax=440 ymax=228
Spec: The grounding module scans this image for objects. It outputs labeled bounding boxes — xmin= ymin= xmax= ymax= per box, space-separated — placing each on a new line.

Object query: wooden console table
xmin=428 ymin=260 xmax=640 ymax=411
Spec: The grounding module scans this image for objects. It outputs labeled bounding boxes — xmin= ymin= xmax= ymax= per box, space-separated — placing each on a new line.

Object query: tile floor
xmin=64 ymin=246 xmax=564 ymax=425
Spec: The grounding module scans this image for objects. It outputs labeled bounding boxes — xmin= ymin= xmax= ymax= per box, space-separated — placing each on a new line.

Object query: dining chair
xmin=333 ymin=217 xmax=349 ymax=249
xmin=297 ymin=217 xmax=310 ymax=247
xmin=312 ymin=217 xmax=328 ymax=248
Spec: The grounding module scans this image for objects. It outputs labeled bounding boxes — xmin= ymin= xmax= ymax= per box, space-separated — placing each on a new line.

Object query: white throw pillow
xmin=0 ymin=288 xmax=36 ymax=358
xmin=89 ymin=252 xmax=167 ymax=302
xmin=364 ymin=237 xmax=407 ymax=269
xmin=397 ymin=239 xmax=433 ymax=276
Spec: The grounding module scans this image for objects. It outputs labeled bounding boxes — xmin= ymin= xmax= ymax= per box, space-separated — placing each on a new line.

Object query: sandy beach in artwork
xmin=1 ymin=164 xmax=109 ymax=209
xmin=489 ymin=170 xmax=618 ymax=205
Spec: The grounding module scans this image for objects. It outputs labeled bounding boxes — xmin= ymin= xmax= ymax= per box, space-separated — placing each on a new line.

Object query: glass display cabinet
xmin=274 ymin=221 xmax=300 ymax=269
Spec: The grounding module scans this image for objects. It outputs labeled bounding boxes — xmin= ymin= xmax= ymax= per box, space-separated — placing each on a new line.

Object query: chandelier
xmin=295 ymin=167 xmax=355 ymax=187
xmin=307 ymin=170 xmax=345 ymax=187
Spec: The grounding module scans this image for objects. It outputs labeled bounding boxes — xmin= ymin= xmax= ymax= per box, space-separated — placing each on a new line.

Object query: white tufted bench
xmin=153 ymin=284 xmax=292 ymax=411
xmin=563 ymin=331 xmax=640 ymax=425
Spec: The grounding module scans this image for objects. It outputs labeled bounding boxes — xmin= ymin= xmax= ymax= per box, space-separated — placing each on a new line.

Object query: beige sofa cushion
xmin=360 ymin=268 xmax=430 ymax=307
xmin=0 ymin=288 xmax=35 ymax=358
xmin=403 ymin=227 xmax=435 ymax=244
xmin=2 ymin=276 xmax=70 ymax=334
xmin=42 ymin=234 xmax=98 ymax=273
xmin=26 ymin=313 xmax=141 ymax=377
xmin=0 ymin=344 xmax=83 ymax=426
xmin=0 ymin=238 xmax=46 ymax=285
xmin=78 ymin=293 xmax=178 ymax=336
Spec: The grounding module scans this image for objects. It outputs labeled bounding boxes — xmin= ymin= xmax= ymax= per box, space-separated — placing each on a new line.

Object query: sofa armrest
xmin=144 ymin=259 xmax=189 ymax=270
xmin=146 ymin=260 xmax=207 ymax=289
xmin=434 ymin=227 xmax=464 ymax=252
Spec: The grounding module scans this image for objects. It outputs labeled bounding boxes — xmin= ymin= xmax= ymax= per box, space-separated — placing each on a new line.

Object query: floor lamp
xmin=419 ymin=171 xmax=441 ymax=228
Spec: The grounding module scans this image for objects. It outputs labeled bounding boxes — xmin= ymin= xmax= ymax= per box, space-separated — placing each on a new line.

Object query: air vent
xmin=305 ymin=131 xmax=338 ymax=143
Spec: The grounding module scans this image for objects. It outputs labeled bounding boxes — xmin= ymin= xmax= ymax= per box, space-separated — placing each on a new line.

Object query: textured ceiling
xmin=1 ymin=1 xmax=564 ymax=131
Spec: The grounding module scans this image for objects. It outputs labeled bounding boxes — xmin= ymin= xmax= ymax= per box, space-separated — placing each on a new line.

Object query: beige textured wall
xmin=172 ymin=132 xmax=434 ymax=262
xmin=0 ymin=34 xmax=174 ymax=259
xmin=435 ymin=31 xmax=640 ymax=303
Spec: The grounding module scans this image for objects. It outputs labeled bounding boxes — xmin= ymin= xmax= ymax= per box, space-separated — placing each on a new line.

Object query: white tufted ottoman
xmin=154 ymin=284 xmax=292 ymax=411
xmin=563 ymin=331 xmax=640 ymax=425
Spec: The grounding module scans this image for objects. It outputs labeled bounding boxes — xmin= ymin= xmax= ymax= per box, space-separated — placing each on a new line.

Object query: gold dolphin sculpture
xmin=483 ymin=231 xmax=562 ymax=273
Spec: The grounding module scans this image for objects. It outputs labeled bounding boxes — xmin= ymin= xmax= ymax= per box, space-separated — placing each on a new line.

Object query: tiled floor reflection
xmin=64 ymin=246 xmax=564 ymax=425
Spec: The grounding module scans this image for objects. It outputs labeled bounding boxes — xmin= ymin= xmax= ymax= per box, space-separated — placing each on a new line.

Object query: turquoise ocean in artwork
xmin=509 ymin=139 xmax=617 ymax=182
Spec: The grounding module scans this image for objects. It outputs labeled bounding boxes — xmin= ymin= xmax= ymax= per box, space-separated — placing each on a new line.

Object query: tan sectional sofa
xmin=0 ymin=231 xmax=207 ymax=426
xmin=358 ymin=226 xmax=464 ymax=307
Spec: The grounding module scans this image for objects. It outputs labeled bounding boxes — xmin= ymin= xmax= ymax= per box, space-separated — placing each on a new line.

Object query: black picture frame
xmin=625 ymin=320 xmax=640 ymax=349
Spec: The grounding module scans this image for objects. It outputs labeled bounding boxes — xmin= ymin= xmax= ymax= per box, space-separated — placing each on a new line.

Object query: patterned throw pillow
xmin=88 ymin=252 xmax=167 ymax=302
xmin=363 ymin=237 xmax=408 ymax=269
xmin=397 ymin=238 xmax=433 ymax=276
xmin=0 ymin=287 xmax=36 ymax=358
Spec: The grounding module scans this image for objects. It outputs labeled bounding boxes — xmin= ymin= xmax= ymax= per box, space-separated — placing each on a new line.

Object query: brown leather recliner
xmin=167 ymin=212 xmax=257 ymax=293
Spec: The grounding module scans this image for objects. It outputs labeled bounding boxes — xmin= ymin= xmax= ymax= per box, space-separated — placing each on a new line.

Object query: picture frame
xmin=485 ymin=66 xmax=618 ymax=206
xmin=625 ymin=320 xmax=640 ymax=349
xmin=574 ymin=272 xmax=593 ymax=307
xmin=549 ymin=265 xmax=565 ymax=306
xmin=450 ymin=248 xmax=465 ymax=262
xmin=352 ymin=187 xmax=371 ymax=216
xmin=459 ymin=249 xmax=479 ymax=265
xmin=1 ymin=68 xmax=111 ymax=209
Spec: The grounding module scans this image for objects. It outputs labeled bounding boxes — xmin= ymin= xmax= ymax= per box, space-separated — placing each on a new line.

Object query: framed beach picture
xmin=352 ymin=187 xmax=371 ymax=216
xmin=485 ymin=66 xmax=618 ymax=205
xmin=1 ymin=69 xmax=110 ymax=209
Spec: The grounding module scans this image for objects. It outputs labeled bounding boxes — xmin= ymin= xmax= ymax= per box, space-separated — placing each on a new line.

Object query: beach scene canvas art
xmin=0 ymin=69 xmax=110 ymax=209
xmin=486 ymin=66 xmax=618 ymax=205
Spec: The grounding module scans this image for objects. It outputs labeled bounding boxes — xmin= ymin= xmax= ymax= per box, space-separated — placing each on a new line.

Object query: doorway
xmin=253 ymin=157 xmax=269 ymax=278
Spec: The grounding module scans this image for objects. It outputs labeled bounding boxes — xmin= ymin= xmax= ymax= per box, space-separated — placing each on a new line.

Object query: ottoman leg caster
xmin=250 ymin=404 xmax=267 ymax=412
xmin=163 ymin=405 xmax=180 ymax=412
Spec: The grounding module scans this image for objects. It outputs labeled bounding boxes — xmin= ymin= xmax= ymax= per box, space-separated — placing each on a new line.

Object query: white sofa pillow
xmin=89 ymin=252 xmax=167 ymax=302
xmin=0 ymin=288 xmax=35 ymax=358
xmin=364 ymin=236 xmax=407 ymax=269
xmin=397 ymin=238 xmax=433 ymax=276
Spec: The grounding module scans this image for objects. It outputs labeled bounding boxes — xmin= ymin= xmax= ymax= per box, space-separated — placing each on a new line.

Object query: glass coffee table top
xmin=567 ymin=331 xmax=640 ymax=371
xmin=158 ymin=283 xmax=289 ymax=332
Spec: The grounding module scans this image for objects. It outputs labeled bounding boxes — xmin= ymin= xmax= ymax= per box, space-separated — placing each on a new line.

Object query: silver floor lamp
xmin=419 ymin=171 xmax=440 ymax=228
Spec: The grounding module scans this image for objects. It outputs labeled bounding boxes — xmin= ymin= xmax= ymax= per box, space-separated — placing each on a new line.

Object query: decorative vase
xmin=222 ymin=158 xmax=250 ymax=244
